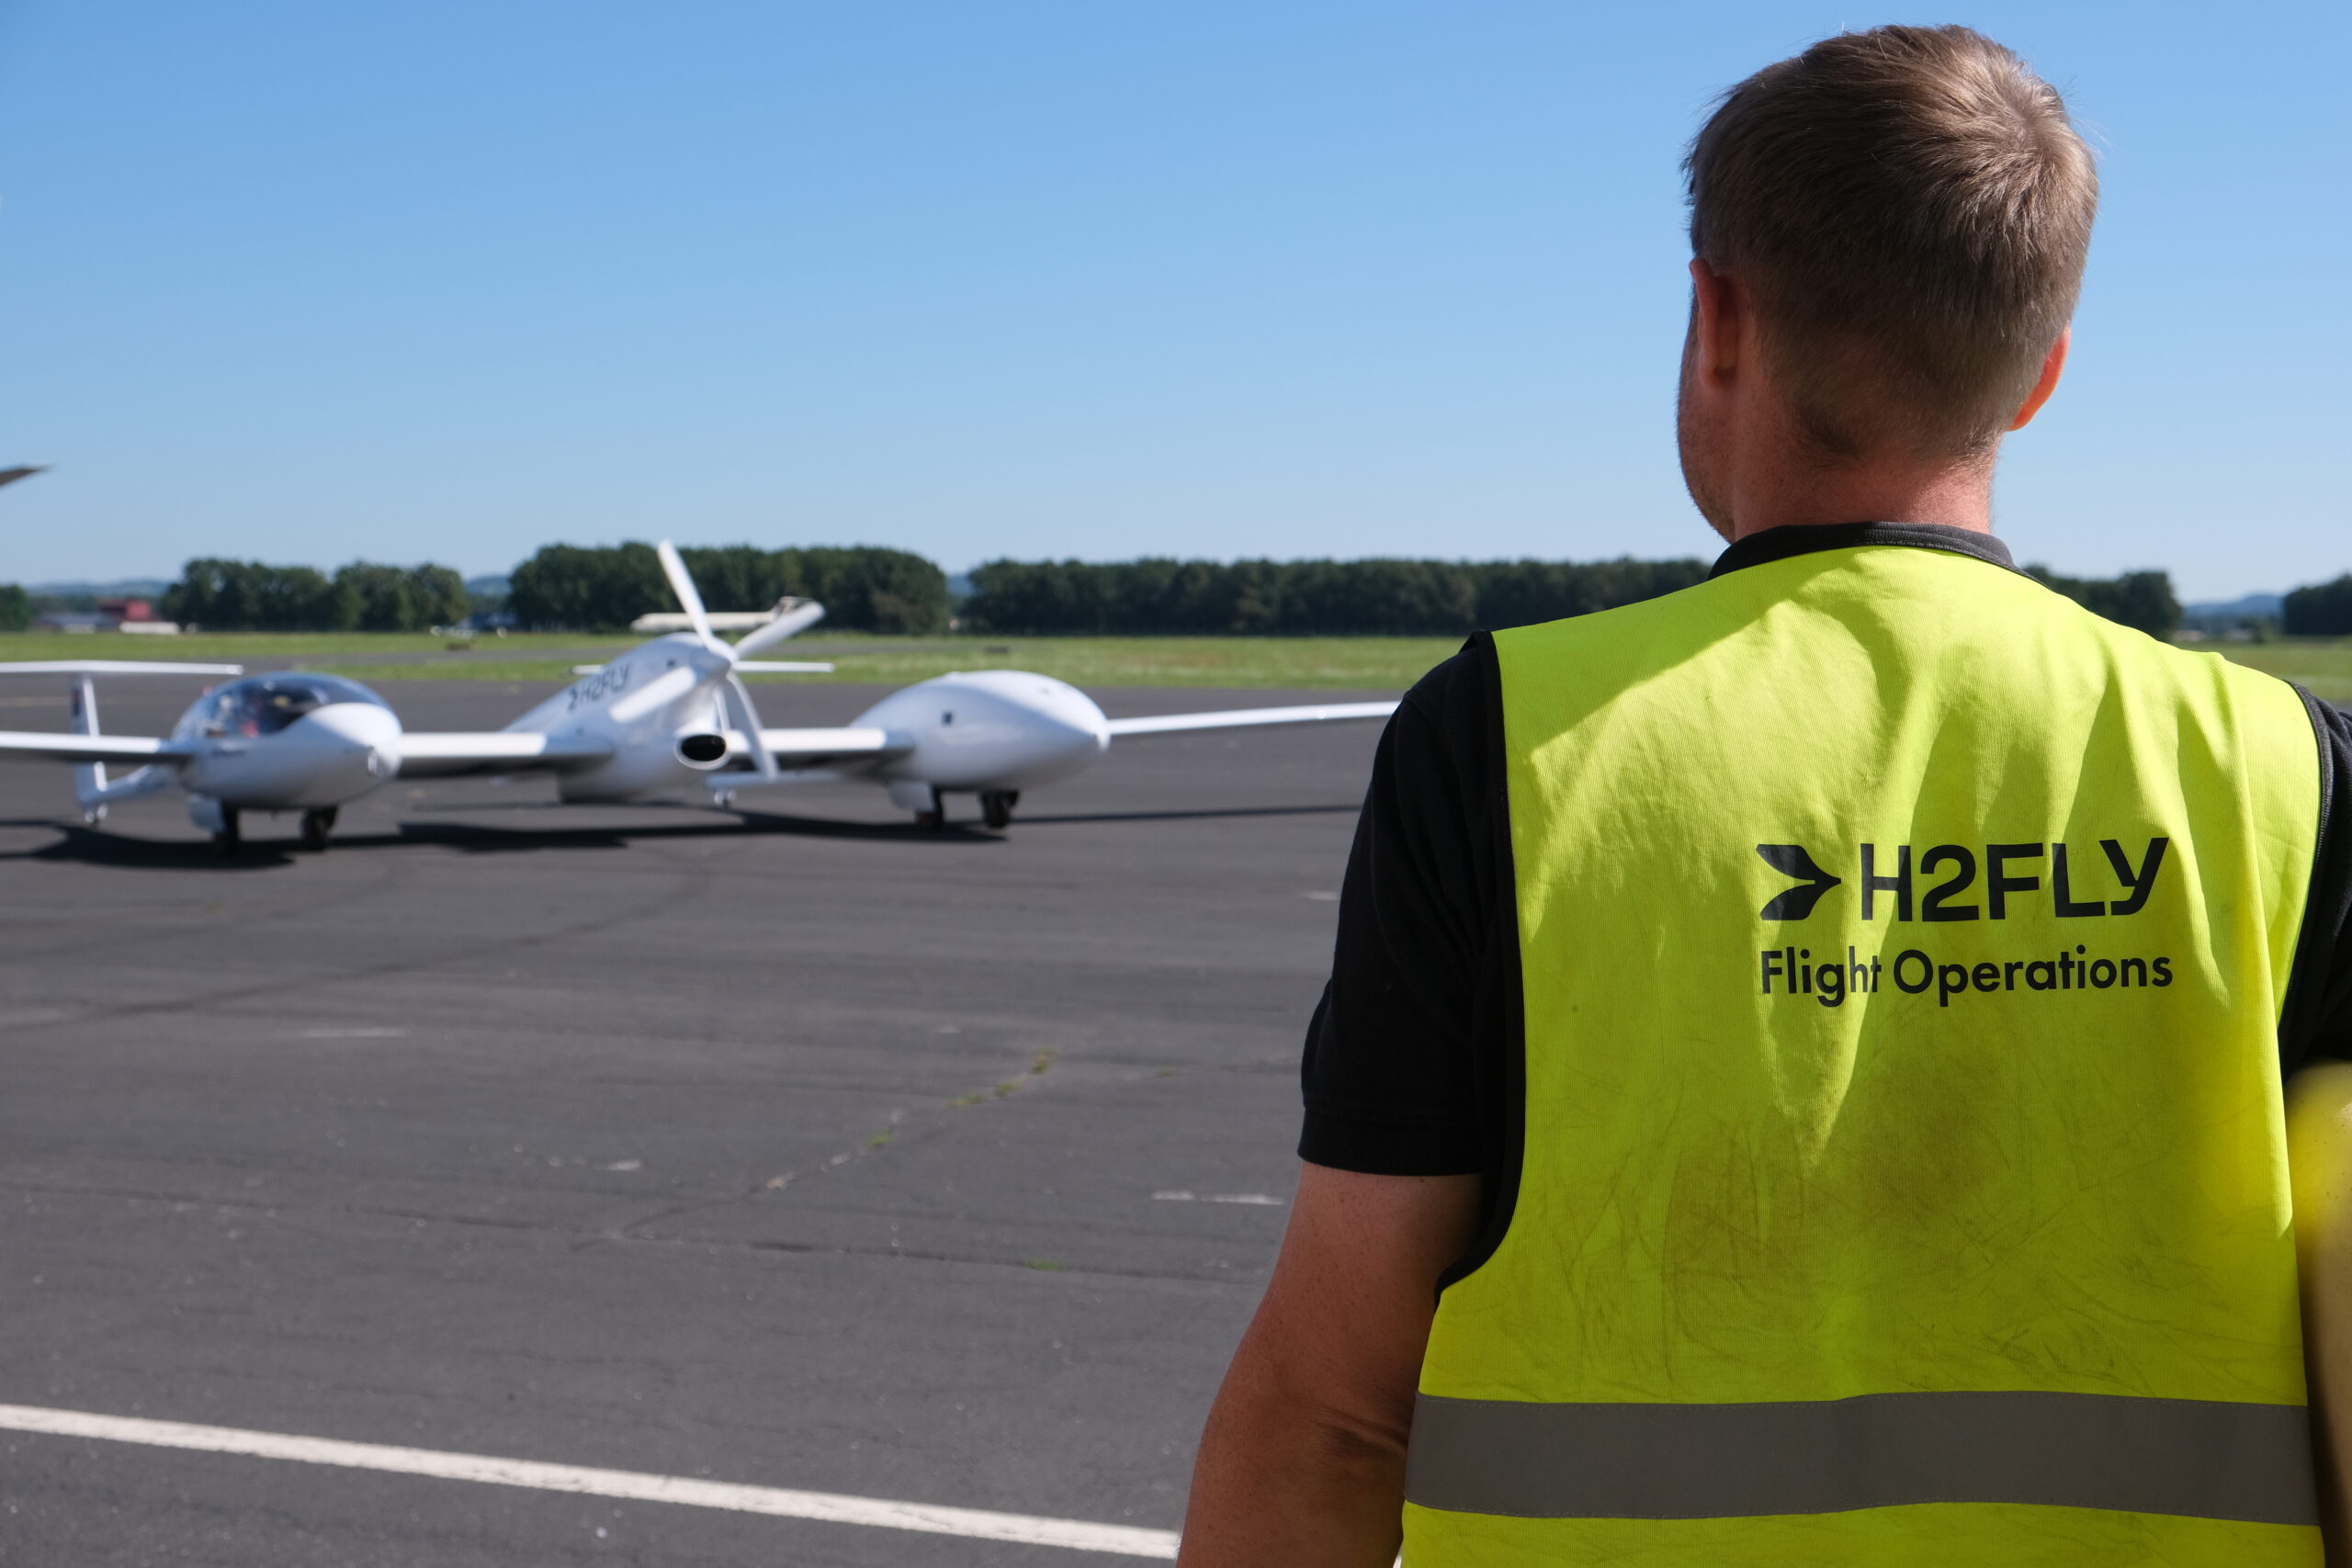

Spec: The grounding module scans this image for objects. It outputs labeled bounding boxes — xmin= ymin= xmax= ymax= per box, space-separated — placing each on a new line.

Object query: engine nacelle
xmin=675 ymin=733 xmax=729 ymax=769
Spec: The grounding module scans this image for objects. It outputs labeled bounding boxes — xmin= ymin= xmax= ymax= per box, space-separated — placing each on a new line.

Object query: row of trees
xmin=159 ymin=560 xmax=471 ymax=632
xmin=959 ymin=557 xmax=1713 ymax=636
xmin=955 ymin=557 xmax=2208 ymax=638
xmin=506 ymin=543 xmax=950 ymax=634
xmin=2286 ymin=575 xmax=2352 ymax=637
xmin=5 ymin=552 xmax=2341 ymax=642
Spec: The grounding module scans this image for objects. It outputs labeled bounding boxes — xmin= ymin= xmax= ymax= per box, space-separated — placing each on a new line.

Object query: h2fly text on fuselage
xmin=1754 ymin=838 xmax=2174 ymax=1009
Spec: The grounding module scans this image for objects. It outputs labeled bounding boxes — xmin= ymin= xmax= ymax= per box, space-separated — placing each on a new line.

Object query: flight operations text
xmin=1760 ymin=943 xmax=2175 ymax=1007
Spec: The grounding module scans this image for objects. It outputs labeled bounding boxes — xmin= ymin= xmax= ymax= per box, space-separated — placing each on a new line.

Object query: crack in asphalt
xmin=603 ymin=1048 xmax=1064 ymax=1242
xmin=0 ymin=863 xmax=711 ymax=1039
xmin=1 ymin=1174 xmax=1252 ymax=1287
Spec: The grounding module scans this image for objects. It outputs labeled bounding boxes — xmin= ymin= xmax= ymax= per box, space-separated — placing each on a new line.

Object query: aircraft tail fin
xmin=0 ymin=660 xmax=241 ymax=823
xmin=70 ymin=675 xmax=108 ymax=818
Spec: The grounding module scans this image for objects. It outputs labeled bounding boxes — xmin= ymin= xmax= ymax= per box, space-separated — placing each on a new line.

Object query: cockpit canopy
xmin=181 ymin=674 xmax=390 ymax=739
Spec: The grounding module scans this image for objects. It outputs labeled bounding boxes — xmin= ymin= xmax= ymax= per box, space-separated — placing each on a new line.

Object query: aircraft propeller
xmin=653 ymin=540 xmax=811 ymax=784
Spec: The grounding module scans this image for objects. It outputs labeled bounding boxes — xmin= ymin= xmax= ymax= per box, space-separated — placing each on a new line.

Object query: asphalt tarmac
xmin=0 ymin=675 xmax=1396 ymax=1566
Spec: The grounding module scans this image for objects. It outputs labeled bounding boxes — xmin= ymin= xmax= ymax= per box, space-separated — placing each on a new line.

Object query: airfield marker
xmin=0 ymin=1403 xmax=1181 ymax=1558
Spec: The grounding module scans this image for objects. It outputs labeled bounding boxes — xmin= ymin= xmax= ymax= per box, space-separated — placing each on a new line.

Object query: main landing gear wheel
xmin=214 ymin=807 xmax=242 ymax=853
xmin=300 ymin=807 xmax=338 ymax=852
xmin=980 ymin=790 xmax=1019 ymax=830
xmin=913 ymin=785 xmax=945 ymax=832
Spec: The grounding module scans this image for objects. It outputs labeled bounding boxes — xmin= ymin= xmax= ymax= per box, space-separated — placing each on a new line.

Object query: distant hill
xmin=2185 ymin=592 xmax=2283 ymax=622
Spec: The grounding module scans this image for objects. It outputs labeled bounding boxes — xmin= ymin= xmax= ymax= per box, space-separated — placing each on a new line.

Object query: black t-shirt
xmin=1299 ymin=527 xmax=2352 ymax=1244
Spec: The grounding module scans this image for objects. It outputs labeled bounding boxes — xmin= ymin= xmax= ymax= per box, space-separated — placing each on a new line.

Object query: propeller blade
xmin=723 ymin=674 xmax=780 ymax=781
xmin=731 ymin=598 xmax=828 ymax=659
xmin=605 ymin=663 xmax=702 ymax=726
xmin=654 ymin=540 xmax=718 ymax=649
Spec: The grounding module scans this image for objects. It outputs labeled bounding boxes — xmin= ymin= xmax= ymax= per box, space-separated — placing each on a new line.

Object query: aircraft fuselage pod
xmin=852 ymin=671 xmax=1109 ymax=793
xmin=170 ymin=676 xmax=402 ymax=811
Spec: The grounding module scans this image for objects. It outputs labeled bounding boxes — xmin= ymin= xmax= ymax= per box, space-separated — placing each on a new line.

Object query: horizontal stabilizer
xmin=730 ymin=599 xmax=827 ymax=658
xmin=1104 ymin=700 xmax=1398 ymax=738
xmin=391 ymin=732 xmax=616 ymax=779
xmin=0 ymin=661 xmax=243 ymax=678
xmin=630 ymin=611 xmax=779 ymax=633
xmin=0 ymin=730 xmax=187 ymax=765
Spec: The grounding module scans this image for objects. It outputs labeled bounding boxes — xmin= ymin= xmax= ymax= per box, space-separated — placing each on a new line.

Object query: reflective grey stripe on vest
xmin=1406 ymin=1391 xmax=2318 ymax=1527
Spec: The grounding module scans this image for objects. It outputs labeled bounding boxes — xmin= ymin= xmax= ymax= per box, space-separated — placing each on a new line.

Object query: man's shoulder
xmin=1378 ymin=636 xmax=1504 ymax=808
xmin=2031 ymin=588 xmax=2321 ymax=739
xmin=1487 ymin=576 xmax=1746 ymax=685
xmin=1402 ymin=633 xmax=1498 ymax=724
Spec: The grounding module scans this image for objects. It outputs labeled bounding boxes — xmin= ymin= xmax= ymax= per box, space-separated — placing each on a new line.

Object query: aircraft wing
xmin=736 ymin=727 xmax=914 ymax=770
xmin=0 ymin=731 xmax=191 ymax=765
xmin=391 ymin=733 xmax=616 ymax=779
xmin=1103 ymin=700 xmax=1398 ymax=738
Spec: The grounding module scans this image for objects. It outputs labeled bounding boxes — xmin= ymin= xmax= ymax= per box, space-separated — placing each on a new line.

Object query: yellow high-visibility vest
xmin=1403 ymin=536 xmax=2325 ymax=1564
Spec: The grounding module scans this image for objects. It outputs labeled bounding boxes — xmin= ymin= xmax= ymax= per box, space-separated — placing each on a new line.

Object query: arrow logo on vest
xmin=1755 ymin=843 xmax=1842 ymax=920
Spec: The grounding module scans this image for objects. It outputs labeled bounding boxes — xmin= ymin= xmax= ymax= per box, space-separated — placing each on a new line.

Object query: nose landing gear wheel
xmin=300 ymin=807 xmax=338 ymax=852
xmin=214 ymin=807 xmax=242 ymax=853
xmin=980 ymin=790 xmax=1019 ymax=830
xmin=913 ymin=785 xmax=945 ymax=831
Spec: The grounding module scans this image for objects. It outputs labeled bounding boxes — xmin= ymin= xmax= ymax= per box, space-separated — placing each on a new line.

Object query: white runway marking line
xmin=1151 ymin=1190 xmax=1283 ymax=1206
xmin=0 ymin=1404 xmax=1180 ymax=1559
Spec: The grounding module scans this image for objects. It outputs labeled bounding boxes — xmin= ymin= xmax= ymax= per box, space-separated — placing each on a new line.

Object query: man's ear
xmin=2008 ymin=328 xmax=2071 ymax=431
xmin=1688 ymin=257 xmax=1744 ymax=386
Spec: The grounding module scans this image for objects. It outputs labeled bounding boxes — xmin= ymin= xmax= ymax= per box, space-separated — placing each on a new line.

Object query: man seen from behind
xmin=1181 ymin=24 xmax=2352 ymax=1566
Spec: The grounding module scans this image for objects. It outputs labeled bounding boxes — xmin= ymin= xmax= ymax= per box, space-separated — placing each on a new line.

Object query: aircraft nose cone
xmin=1033 ymin=687 xmax=1110 ymax=755
xmin=1046 ymin=714 xmax=1108 ymax=761
xmin=302 ymin=703 xmax=402 ymax=777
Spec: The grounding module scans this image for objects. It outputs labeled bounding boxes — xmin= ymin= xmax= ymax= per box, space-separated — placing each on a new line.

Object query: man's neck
xmin=1724 ymin=453 xmax=1995 ymax=543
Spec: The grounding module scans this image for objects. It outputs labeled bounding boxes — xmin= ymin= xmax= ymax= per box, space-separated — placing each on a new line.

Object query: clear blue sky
xmin=1 ymin=2 xmax=2343 ymax=597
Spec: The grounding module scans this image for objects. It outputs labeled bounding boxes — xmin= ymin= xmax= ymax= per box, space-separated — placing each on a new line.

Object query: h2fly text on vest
xmin=1754 ymin=838 xmax=2175 ymax=1008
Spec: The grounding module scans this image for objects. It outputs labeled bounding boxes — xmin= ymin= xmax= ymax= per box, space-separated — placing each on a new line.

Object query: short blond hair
xmin=1687 ymin=26 xmax=2098 ymax=459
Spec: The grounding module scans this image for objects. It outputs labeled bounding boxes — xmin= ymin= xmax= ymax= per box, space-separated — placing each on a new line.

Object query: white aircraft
xmin=0 ymin=543 xmax=1396 ymax=846
xmin=0 ymin=661 xmax=398 ymax=848
xmin=396 ymin=543 xmax=1396 ymax=830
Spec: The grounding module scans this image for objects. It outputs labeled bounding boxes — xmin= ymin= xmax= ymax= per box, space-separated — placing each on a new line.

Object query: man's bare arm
xmin=1178 ymin=1163 xmax=1481 ymax=1566
xmin=2290 ymin=1062 xmax=2352 ymax=1564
